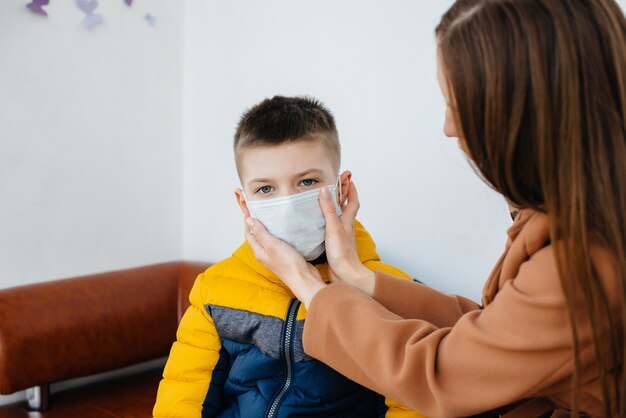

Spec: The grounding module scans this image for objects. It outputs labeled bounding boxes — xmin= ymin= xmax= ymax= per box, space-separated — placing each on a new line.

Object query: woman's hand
xmin=319 ymin=182 xmax=376 ymax=296
xmin=244 ymin=216 xmax=326 ymax=306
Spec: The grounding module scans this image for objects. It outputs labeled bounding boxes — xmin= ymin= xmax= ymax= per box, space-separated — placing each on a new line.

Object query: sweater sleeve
xmin=374 ymin=271 xmax=481 ymax=328
xmin=302 ymin=246 xmax=574 ymax=417
xmin=153 ymin=274 xmax=229 ymax=418
xmin=363 ymin=261 xmax=428 ymax=418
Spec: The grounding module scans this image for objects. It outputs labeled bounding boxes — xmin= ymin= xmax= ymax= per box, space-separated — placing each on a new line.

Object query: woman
xmin=244 ymin=0 xmax=626 ymax=416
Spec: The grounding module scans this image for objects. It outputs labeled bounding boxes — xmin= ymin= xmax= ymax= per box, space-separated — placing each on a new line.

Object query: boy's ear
xmin=338 ymin=170 xmax=352 ymax=204
xmin=234 ymin=188 xmax=251 ymax=218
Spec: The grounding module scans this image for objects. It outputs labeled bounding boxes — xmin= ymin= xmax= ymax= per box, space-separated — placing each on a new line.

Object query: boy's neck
xmin=309 ymin=252 xmax=327 ymax=265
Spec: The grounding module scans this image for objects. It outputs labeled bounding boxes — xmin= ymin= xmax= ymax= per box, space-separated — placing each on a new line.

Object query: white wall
xmin=0 ymin=0 xmax=184 ymax=290
xmin=183 ymin=0 xmax=626 ymax=302
xmin=0 ymin=0 xmax=183 ymax=405
xmin=182 ymin=0 xmax=511 ymax=303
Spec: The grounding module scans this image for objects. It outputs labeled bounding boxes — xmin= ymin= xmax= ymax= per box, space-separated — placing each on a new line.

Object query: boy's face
xmin=235 ymin=138 xmax=350 ymax=217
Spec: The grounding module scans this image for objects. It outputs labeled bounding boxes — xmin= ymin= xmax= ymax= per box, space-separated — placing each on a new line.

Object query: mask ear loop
xmin=242 ymin=188 xmax=252 ymax=206
xmin=241 ymin=189 xmax=252 ymax=218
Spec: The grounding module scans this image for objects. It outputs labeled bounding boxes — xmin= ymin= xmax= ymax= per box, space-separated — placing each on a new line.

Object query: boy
xmin=153 ymin=96 xmax=426 ymax=417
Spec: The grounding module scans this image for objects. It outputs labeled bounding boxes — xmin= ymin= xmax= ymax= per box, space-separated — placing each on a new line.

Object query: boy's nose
xmin=277 ymin=185 xmax=321 ymax=198
xmin=280 ymin=187 xmax=300 ymax=198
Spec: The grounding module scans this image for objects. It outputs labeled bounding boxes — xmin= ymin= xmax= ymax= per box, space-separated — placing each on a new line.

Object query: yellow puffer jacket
xmin=154 ymin=221 xmax=427 ymax=418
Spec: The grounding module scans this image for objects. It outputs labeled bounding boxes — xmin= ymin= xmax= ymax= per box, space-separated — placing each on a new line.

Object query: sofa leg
xmin=26 ymin=385 xmax=50 ymax=411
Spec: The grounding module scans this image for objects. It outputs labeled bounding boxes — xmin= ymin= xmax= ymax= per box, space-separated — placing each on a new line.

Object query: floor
xmin=0 ymin=368 xmax=162 ymax=417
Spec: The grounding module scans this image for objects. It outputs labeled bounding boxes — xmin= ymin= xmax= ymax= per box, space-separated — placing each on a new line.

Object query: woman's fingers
xmin=341 ymin=181 xmax=360 ymax=224
xmin=245 ymin=215 xmax=307 ymax=268
xmin=245 ymin=216 xmax=282 ymax=262
xmin=320 ymin=181 xmax=360 ymax=230
xmin=319 ymin=187 xmax=342 ymax=234
xmin=244 ymin=217 xmax=268 ymax=260
xmin=243 ymin=216 xmax=326 ymax=303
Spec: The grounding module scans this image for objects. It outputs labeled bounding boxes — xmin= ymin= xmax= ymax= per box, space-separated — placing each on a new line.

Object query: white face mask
xmin=245 ymin=178 xmax=342 ymax=261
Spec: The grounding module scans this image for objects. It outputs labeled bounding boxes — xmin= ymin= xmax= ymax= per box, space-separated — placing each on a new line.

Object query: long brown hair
xmin=436 ymin=0 xmax=626 ymax=415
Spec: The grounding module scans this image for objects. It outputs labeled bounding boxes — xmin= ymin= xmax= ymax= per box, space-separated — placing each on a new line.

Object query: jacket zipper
xmin=265 ymin=298 xmax=300 ymax=418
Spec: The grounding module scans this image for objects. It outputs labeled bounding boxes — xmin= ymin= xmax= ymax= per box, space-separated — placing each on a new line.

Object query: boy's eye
xmin=257 ymin=186 xmax=273 ymax=194
xmin=300 ymin=179 xmax=317 ymax=187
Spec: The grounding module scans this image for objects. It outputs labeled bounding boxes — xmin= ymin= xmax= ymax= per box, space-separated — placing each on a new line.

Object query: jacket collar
xmin=232 ymin=220 xmax=381 ymax=288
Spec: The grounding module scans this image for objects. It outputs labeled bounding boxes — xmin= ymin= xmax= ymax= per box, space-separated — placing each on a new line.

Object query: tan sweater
xmin=303 ymin=209 xmax=620 ymax=417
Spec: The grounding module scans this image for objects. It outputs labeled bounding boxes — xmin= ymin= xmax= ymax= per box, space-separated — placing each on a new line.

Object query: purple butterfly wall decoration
xmin=76 ymin=0 xmax=103 ymax=30
xmin=124 ymin=0 xmax=133 ymax=6
xmin=145 ymin=13 xmax=156 ymax=27
xmin=26 ymin=0 xmax=49 ymax=16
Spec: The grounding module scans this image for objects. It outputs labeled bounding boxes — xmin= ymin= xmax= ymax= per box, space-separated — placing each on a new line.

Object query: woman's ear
xmin=338 ymin=170 xmax=352 ymax=204
xmin=234 ymin=188 xmax=251 ymax=218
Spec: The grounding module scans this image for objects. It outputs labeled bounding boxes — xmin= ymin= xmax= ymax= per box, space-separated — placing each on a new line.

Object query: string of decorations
xmin=25 ymin=0 xmax=156 ymax=29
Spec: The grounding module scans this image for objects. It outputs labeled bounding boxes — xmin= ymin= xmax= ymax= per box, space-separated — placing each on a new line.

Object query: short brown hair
xmin=233 ymin=96 xmax=340 ymax=175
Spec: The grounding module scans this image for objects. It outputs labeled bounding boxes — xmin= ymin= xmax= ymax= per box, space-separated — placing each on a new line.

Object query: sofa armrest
xmin=0 ymin=261 xmax=209 ymax=395
xmin=177 ymin=261 xmax=212 ymax=321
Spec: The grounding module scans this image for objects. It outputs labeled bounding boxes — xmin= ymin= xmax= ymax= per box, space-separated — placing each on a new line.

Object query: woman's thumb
xmin=319 ymin=187 xmax=341 ymax=233
xmin=246 ymin=217 xmax=272 ymax=248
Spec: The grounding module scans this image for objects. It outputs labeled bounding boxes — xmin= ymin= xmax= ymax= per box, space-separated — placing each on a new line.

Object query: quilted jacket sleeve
xmin=364 ymin=261 xmax=428 ymax=418
xmin=153 ymin=274 xmax=229 ymax=418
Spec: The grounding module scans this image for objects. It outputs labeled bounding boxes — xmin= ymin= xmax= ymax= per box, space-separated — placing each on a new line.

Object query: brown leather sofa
xmin=0 ymin=261 xmax=211 ymax=417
